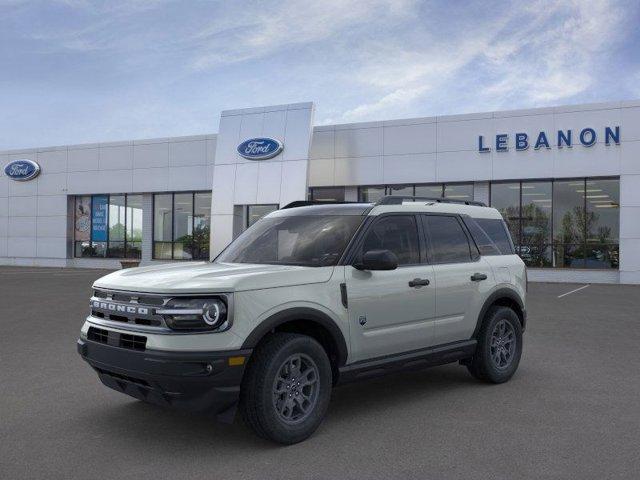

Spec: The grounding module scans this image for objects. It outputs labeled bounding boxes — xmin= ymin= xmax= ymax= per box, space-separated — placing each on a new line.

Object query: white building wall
xmin=1 ymin=99 xmax=639 ymax=283
xmin=210 ymin=102 xmax=315 ymax=257
xmin=308 ymin=100 xmax=640 ymax=284
xmin=0 ymin=135 xmax=216 ymax=268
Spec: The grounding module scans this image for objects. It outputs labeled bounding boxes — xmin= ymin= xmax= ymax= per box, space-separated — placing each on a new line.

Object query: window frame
xmin=152 ymin=191 xmax=211 ymax=261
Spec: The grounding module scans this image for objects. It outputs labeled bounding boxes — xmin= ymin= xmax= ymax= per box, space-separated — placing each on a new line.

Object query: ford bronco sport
xmin=78 ymin=196 xmax=526 ymax=444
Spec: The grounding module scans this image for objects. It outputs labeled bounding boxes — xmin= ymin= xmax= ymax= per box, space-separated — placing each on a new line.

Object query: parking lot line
xmin=557 ymin=284 xmax=590 ymax=298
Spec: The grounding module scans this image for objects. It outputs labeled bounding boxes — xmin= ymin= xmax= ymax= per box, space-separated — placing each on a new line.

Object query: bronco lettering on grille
xmin=91 ymin=301 xmax=149 ymax=315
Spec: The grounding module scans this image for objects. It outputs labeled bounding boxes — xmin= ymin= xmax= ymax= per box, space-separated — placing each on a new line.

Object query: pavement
xmin=1 ymin=266 xmax=639 ymax=480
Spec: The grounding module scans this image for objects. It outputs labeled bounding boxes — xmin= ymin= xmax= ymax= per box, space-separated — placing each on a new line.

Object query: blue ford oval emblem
xmin=4 ymin=159 xmax=41 ymax=181
xmin=237 ymin=137 xmax=283 ymax=160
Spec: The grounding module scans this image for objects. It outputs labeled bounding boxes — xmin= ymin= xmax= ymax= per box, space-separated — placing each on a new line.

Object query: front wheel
xmin=240 ymin=333 xmax=332 ymax=444
xmin=467 ymin=306 xmax=523 ymax=383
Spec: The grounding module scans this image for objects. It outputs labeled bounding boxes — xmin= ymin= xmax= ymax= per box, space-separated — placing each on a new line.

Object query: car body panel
xmin=344 ymin=264 xmax=436 ymax=363
xmin=93 ymin=262 xmax=334 ymax=294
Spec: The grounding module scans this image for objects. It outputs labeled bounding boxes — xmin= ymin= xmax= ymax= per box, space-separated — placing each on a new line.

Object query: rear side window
xmin=463 ymin=218 xmax=502 ymax=256
xmin=423 ymin=215 xmax=472 ymax=264
xmin=474 ymin=218 xmax=514 ymax=254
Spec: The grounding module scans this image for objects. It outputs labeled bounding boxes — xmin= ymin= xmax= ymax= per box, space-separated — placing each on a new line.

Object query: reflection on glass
xmin=585 ymin=179 xmax=619 ymax=268
xmin=444 ymin=183 xmax=474 ymax=200
xmin=490 ymin=183 xmax=520 ymax=251
xmin=126 ymin=194 xmax=143 ymax=259
xmin=521 ymin=182 xmax=552 ymax=267
xmin=174 ymin=193 xmax=194 ymax=260
xmin=553 ymin=180 xmax=587 ymax=268
xmin=415 ymin=184 xmax=444 ymax=198
xmin=193 ymin=193 xmax=212 ymax=260
xmin=153 ymin=192 xmax=213 ymax=261
xmin=553 ymin=180 xmax=586 ymax=246
xmin=247 ymin=205 xmax=278 ymax=228
xmin=154 ymin=242 xmax=172 ymax=260
xmin=75 ymin=194 xmax=144 ymax=259
xmin=387 ymin=185 xmax=414 ymax=196
xmin=554 ymin=244 xmax=585 ymax=268
xmin=359 ymin=186 xmax=385 ymax=202
xmin=154 ymin=194 xmax=172 ymax=242
xmin=310 ymin=187 xmax=345 ymax=202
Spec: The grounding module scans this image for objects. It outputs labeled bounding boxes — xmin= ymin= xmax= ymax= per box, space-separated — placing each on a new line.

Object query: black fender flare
xmin=472 ymin=288 xmax=526 ymax=338
xmin=241 ymin=307 xmax=349 ymax=367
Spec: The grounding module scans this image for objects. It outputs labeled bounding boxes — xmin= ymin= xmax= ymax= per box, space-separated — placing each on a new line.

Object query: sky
xmin=1 ymin=0 xmax=639 ymax=150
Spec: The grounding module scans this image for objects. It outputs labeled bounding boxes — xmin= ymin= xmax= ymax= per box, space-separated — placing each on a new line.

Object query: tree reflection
xmin=520 ymin=204 xmax=551 ymax=267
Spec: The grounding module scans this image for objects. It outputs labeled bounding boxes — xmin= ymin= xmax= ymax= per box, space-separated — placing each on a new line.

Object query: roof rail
xmin=375 ymin=195 xmax=486 ymax=207
xmin=280 ymin=200 xmax=360 ymax=209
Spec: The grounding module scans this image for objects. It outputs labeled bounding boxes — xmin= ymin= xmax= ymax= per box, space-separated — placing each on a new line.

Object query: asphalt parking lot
xmin=1 ymin=267 xmax=640 ymax=480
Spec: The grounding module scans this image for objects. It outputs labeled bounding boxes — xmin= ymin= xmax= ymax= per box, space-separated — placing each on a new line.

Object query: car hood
xmin=93 ymin=262 xmax=335 ymax=294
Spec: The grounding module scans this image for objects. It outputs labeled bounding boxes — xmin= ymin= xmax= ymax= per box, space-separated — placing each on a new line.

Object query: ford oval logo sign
xmin=237 ymin=138 xmax=283 ymax=160
xmin=4 ymin=159 xmax=41 ymax=181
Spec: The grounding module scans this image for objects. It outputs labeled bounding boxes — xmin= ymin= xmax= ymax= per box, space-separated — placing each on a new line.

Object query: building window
xmin=358 ymin=183 xmax=474 ymax=202
xmin=358 ymin=186 xmax=386 ymax=202
xmin=444 ymin=183 xmax=474 ymax=201
xmin=490 ymin=178 xmax=619 ymax=269
xmin=74 ymin=194 xmax=143 ymax=259
xmin=309 ymin=187 xmax=345 ymax=202
xmin=152 ymin=192 xmax=211 ymax=261
xmin=247 ymin=204 xmax=278 ymax=228
xmin=414 ymin=184 xmax=444 ymax=198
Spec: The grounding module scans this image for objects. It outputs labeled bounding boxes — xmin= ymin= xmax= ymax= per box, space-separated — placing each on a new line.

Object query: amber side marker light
xmin=228 ymin=356 xmax=246 ymax=366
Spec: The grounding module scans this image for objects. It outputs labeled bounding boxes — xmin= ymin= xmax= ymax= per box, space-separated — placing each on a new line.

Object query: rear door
xmin=421 ymin=214 xmax=493 ymax=345
xmin=345 ymin=214 xmax=436 ymax=363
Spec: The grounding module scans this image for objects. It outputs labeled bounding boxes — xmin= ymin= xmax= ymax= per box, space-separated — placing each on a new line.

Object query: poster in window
xmin=74 ymin=196 xmax=91 ymax=241
xmin=91 ymin=195 xmax=108 ymax=242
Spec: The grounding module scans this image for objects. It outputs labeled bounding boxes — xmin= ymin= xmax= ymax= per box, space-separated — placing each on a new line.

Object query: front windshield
xmin=216 ymin=215 xmax=364 ymax=267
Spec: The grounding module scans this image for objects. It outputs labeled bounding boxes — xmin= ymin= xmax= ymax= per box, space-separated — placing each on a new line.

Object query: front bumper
xmin=77 ymin=338 xmax=251 ymax=418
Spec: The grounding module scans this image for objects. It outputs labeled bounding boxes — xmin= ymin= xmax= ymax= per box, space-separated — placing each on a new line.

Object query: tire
xmin=467 ymin=306 xmax=523 ymax=383
xmin=240 ymin=332 xmax=332 ymax=444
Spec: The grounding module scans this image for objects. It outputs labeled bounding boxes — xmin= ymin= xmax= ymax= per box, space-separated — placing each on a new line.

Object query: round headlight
xmin=160 ymin=297 xmax=230 ymax=331
xmin=203 ymin=300 xmax=227 ymax=327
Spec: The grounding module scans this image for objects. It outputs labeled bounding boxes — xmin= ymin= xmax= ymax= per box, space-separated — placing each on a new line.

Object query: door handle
xmin=409 ymin=278 xmax=430 ymax=288
xmin=471 ymin=273 xmax=488 ymax=282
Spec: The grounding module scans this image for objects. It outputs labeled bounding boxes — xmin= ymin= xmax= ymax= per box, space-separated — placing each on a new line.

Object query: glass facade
xmin=153 ymin=192 xmax=211 ymax=260
xmin=490 ymin=178 xmax=619 ymax=269
xmin=359 ymin=183 xmax=474 ymax=202
xmin=309 ymin=187 xmax=345 ymax=202
xmin=246 ymin=204 xmax=278 ymax=228
xmin=74 ymin=194 xmax=143 ymax=259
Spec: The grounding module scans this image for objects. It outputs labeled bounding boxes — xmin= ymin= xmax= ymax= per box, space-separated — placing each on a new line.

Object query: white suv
xmin=78 ymin=196 xmax=527 ymax=444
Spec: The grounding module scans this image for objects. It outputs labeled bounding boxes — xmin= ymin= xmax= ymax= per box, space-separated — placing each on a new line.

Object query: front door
xmin=345 ymin=214 xmax=436 ymax=363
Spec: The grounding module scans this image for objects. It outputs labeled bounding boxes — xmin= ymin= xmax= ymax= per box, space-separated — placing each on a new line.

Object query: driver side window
xmin=360 ymin=215 xmax=420 ymax=265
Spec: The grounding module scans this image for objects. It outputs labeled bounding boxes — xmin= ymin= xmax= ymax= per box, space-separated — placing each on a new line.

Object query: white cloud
xmin=480 ymin=0 xmax=624 ymax=106
xmin=190 ymin=0 xmax=418 ymax=70
xmin=334 ymin=0 xmax=628 ymax=122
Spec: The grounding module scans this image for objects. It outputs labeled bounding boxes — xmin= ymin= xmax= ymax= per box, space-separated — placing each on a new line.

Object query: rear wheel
xmin=240 ymin=333 xmax=332 ymax=444
xmin=467 ymin=306 xmax=522 ymax=383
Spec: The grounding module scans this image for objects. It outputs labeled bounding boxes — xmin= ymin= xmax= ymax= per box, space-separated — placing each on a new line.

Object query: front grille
xmin=87 ymin=327 xmax=108 ymax=344
xmin=120 ymin=333 xmax=147 ymax=351
xmin=90 ymin=289 xmax=168 ymax=330
xmin=86 ymin=326 xmax=147 ymax=351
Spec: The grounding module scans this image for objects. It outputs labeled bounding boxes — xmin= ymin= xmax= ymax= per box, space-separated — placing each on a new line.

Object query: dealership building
xmin=1 ymin=100 xmax=639 ymax=283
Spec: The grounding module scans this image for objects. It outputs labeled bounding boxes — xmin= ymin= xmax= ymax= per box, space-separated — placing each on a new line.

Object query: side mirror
xmin=354 ymin=249 xmax=399 ymax=271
